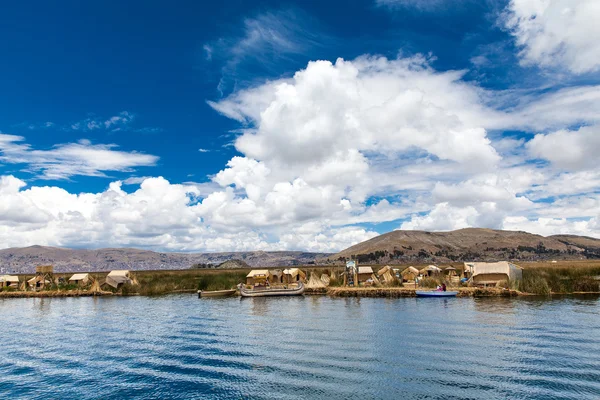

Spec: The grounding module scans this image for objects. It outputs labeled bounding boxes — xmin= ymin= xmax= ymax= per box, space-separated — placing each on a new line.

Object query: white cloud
xmin=104 ymin=111 xmax=135 ymax=129
xmin=526 ymin=125 xmax=600 ymax=170
xmin=504 ymin=0 xmax=600 ymax=74
xmin=0 ymin=133 xmax=158 ymax=180
xmin=0 ymin=175 xmax=378 ymax=252
xmin=213 ymin=56 xmax=502 ymax=170
xmin=198 ymin=148 xmax=210 ymax=153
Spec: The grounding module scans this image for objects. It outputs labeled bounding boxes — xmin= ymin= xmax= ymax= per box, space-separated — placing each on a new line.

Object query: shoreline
xmin=4 ymin=287 xmax=600 ymax=299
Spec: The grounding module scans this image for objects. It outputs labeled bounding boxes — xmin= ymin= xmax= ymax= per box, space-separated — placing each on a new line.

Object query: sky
xmin=1 ymin=0 xmax=600 ymax=253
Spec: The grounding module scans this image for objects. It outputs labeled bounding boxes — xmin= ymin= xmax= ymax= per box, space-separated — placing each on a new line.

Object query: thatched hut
xmin=0 ymin=275 xmax=19 ymax=288
xmin=464 ymin=262 xmax=522 ymax=286
xmin=401 ymin=266 xmax=419 ymax=282
xmin=420 ymin=265 xmax=442 ymax=277
xmin=283 ymin=268 xmax=306 ymax=284
xmin=444 ymin=267 xmax=458 ymax=277
xmin=377 ymin=266 xmax=397 ymax=285
xmin=105 ymin=270 xmax=132 ymax=289
xmin=69 ymin=273 xmax=90 ymax=286
xmin=28 ymin=275 xmax=50 ymax=289
xmin=269 ymin=269 xmax=284 ymax=284
xmin=246 ymin=270 xmax=271 ymax=286
xmin=357 ymin=266 xmax=374 ymax=284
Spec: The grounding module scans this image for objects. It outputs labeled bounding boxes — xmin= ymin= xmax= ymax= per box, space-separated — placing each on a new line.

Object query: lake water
xmin=1 ymin=295 xmax=600 ymax=399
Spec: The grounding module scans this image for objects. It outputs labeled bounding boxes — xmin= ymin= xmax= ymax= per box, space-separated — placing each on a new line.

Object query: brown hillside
xmin=330 ymin=228 xmax=597 ymax=263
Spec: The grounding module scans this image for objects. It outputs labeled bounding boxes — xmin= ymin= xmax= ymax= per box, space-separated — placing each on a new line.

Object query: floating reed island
xmin=1 ymin=260 xmax=600 ymax=298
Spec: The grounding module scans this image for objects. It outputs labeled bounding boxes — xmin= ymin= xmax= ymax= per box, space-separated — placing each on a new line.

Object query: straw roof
xmin=283 ymin=268 xmax=305 ymax=278
xmin=444 ymin=267 xmax=457 ymax=270
xmin=0 ymin=275 xmax=19 ymax=283
xmin=402 ymin=266 xmax=419 ymax=276
xmin=464 ymin=261 xmax=522 ymax=280
xmin=27 ymin=276 xmax=50 ymax=285
xmin=107 ymin=270 xmax=130 ymax=277
xmin=358 ymin=266 xmax=373 ymax=274
xmin=376 ymin=265 xmax=393 ymax=277
xmin=246 ymin=269 xmax=269 ymax=278
xmin=69 ymin=273 xmax=89 ymax=281
xmin=105 ymin=270 xmax=132 ymax=288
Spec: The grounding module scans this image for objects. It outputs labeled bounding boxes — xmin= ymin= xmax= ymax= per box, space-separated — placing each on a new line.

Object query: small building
xmin=69 ymin=273 xmax=90 ymax=286
xmin=420 ymin=265 xmax=442 ymax=277
xmin=105 ymin=270 xmax=132 ymax=289
xmin=283 ymin=268 xmax=306 ymax=284
xmin=377 ymin=266 xmax=396 ymax=284
xmin=464 ymin=262 xmax=523 ymax=286
xmin=269 ymin=269 xmax=284 ymax=284
xmin=357 ymin=266 xmax=374 ymax=284
xmin=0 ymin=275 xmax=19 ymax=288
xmin=401 ymin=266 xmax=420 ymax=282
xmin=444 ymin=267 xmax=458 ymax=277
xmin=246 ymin=270 xmax=271 ymax=286
xmin=28 ymin=275 xmax=51 ymax=289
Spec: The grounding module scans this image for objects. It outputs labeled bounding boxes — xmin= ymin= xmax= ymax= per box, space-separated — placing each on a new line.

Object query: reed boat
xmin=198 ymin=289 xmax=237 ymax=298
xmin=416 ymin=290 xmax=458 ymax=297
xmin=239 ymin=282 xmax=305 ymax=298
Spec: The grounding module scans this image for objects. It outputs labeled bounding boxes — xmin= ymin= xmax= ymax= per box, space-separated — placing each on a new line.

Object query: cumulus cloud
xmin=212 ymin=56 xmax=502 ymax=169
xmin=526 ymin=125 xmax=600 ymax=170
xmin=0 ymin=175 xmax=378 ymax=252
xmin=504 ymin=0 xmax=600 ymax=74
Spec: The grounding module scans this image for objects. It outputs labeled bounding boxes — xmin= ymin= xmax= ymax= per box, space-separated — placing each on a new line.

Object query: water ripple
xmin=1 ymin=295 xmax=600 ymax=399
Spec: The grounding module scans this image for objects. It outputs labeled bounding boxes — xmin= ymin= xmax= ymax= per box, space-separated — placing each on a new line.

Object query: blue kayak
xmin=416 ymin=291 xmax=458 ymax=297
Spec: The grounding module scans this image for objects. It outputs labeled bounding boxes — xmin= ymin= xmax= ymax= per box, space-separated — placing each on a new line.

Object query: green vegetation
xmin=519 ymin=266 xmax=600 ymax=294
xmin=197 ymin=271 xmax=247 ymax=291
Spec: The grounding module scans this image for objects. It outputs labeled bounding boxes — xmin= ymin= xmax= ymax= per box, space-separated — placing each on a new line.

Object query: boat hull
xmin=198 ymin=289 xmax=237 ymax=298
xmin=416 ymin=291 xmax=458 ymax=297
xmin=240 ymin=282 xmax=305 ymax=297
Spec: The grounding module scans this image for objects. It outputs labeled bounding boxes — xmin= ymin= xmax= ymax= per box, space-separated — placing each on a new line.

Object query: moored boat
xmin=198 ymin=289 xmax=237 ymax=298
xmin=416 ymin=290 xmax=458 ymax=297
xmin=239 ymin=282 xmax=305 ymax=297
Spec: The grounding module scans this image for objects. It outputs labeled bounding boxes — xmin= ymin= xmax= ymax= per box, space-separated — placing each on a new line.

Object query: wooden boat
xmin=198 ymin=289 xmax=237 ymax=298
xmin=239 ymin=282 xmax=305 ymax=298
xmin=416 ymin=290 xmax=458 ymax=297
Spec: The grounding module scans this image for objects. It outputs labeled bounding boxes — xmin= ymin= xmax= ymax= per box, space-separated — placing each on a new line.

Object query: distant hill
xmin=328 ymin=228 xmax=600 ymax=264
xmin=215 ymin=259 xmax=251 ymax=269
xmin=0 ymin=246 xmax=329 ymax=274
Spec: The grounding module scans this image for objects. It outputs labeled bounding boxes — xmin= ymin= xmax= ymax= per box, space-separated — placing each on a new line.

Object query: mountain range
xmin=2 ymin=228 xmax=599 ymax=274
xmin=0 ymin=246 xmax=327 ymax=274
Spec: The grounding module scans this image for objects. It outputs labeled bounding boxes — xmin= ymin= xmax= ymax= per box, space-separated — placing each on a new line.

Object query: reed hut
xmin=376 ymin=266 xmax=397 ymax=285
xmin=0 ymin=275 xmax=19 ymax=288
xmin=283 ymin=268 xmax=306 ymax=284
xmin=420 ymin=265 xmax=442 ymax=277
xmin=69 ymin=273 xmax=90 ymax=286
xmin=444 ymin=267 xmax=458 ymax=277
xmin=401 ymin=266 xmax=419 ymax=282
xmin=464 ymin=261 xmax=522 ymax=287
xmin=269 ymin=269 xmax=284 ymax=284
xmin=28 ymin=275 xmax=51 ymax=289
xmin=105 ymin=270 xmax=132 ymax=289
xmin=357 ymin=266 xmax=374 ymax=284
xmin=246 ymin=270 xmax=271 ymax=286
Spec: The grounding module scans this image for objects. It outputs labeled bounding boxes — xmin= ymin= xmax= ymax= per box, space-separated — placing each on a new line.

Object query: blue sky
xmin=1 ymin=0 xmax=600 ymax=252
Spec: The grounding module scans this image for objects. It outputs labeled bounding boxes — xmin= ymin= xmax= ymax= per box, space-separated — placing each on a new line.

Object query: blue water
xmin=1 ymin=295 xmax=600 ymax=399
